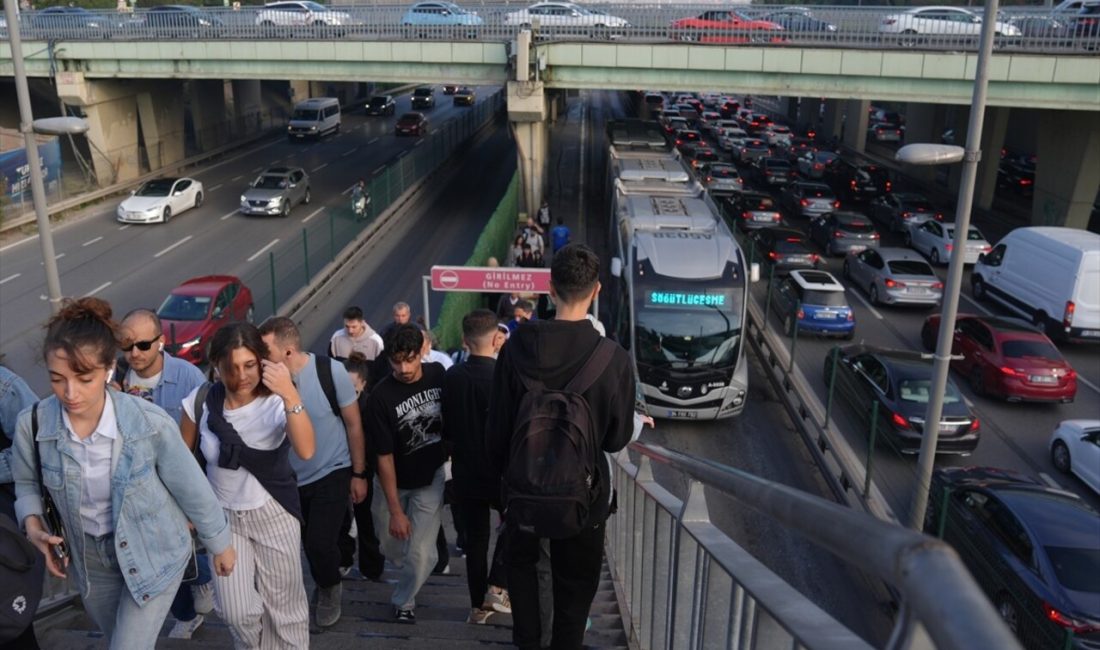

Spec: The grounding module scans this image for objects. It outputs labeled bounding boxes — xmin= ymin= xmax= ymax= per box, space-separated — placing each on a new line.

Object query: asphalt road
xmin=0 ymin=85 xmax=500 ymax=396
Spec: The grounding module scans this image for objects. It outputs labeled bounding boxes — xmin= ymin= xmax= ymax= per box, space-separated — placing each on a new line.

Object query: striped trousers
xmin=213 ymin=499 xmax=310 ymax=650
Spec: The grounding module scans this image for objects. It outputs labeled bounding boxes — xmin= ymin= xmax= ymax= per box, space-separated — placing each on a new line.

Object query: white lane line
xmin=118 ymin=225 xmax=130 ymax=231
xmin=367 ymin=137 xmax=379 ymax=145
xmin=40 ymin=252 xmax=65 ymax=265
xmin=415 ymin=138 xmax=423 ymax=146
xmin=82 ymin=236 xmax=104 ymax=247
xmin=0 ymin=273 xmax=21 ymax=285
xmin=220 ymin=210 xmax=237 ymax=221
xmin=341 ymin=148 xmax=358 ymax=157
xmin=958 ymin=292 xmax=995 ymax=317
xmin=232 ymin=175 xmax=243 ymax=182
xmin=847 ymin=287 xmax=883 ymax=320
xmin=209 ymin=183 xmax=223 ymax=192
xmin=251 ymin=166 xmax=263 ymax=173
xmin=246 ymin=238 xmax=279 ymax=262
xmin=312 ymin=163 xmax=329 ymax=172
xmin=302 ymin=207 xmax=324 ymax=224
xmin=372 ymin=165 xmax=385 ymax=175
xmin=85 ymin=281 xmax=112 ymax=296
xmin=1078 ymin=374 xmax=1100 ymax=395
xmin=154 ymin=235 xmax=193 ymax=259
xmin=1039 ymin=472 xmax=1063 ymax=490
xmin=341 ymin=183 xmax=358 ymax=195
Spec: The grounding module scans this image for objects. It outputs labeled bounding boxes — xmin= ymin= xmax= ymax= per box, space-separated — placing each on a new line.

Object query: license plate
xmin=815 ymin=311 xmax=837 ymax=320
xmin=908 ymin=287 xmax=930 ymax=295
xmin=752 ymin=214 xmax=773 ymax=222
xmin=849 ymin=245 xmax=867 ymax=253
xmin=1081 ymin=330 xmax=1100 ymax=338
xmin=1029 ymin=375 xmax=1057 ymax=384
xmin=668 ymin=410 xmax=699 ymax=419
xmin=939 ymin=424 xmax=958 ymax=434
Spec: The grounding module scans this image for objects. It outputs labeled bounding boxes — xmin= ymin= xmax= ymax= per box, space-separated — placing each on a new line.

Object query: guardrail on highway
xmin=607 ymin=442 xmax=1023 ymax=650
xmin=3 ymin=4 xmax=1097 ymax=54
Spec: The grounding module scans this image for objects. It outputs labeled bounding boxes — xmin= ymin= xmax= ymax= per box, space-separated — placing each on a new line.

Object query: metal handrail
xmin=628 ymin=441 xmax=1022 ymax=650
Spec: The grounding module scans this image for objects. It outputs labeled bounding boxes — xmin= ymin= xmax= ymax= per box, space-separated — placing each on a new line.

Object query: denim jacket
xmin=118 ymin=352 xmax=207 ymax=424
xmin=12 ymin=389 xmax=231 ymax=606
xmin=0 ymin=365 xmax=38 ymax=485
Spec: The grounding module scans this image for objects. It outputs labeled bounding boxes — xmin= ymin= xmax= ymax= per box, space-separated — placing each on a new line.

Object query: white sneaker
xmin=483 ymin=589 xmax=512 ymax=614
xmin=168 ymin=614 xmax=205 ymax=639
xmin=192 ymin=582 xmax=215 ymax=615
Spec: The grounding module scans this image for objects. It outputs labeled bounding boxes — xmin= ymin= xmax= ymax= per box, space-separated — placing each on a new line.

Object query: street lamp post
xmin=901 ymin=0 xmax=1000 ymax=531
xmin=3 ymin=0 xmax=89 ymax=315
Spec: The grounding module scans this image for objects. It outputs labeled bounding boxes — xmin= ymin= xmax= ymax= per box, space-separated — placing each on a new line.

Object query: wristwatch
xmin=352 ymin=470 xmax=370 ymax=479
xmin=285 ymin=403 xmax=305 ymax=415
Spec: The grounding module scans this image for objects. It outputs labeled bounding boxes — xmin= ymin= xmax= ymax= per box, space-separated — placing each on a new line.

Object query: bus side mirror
xmin=750 ymin=262 xmax=761 ymax=283
xmin=610 ymin=257 xmax=623 ymax=278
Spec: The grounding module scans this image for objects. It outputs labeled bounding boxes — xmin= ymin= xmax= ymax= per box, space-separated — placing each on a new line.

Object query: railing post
xmin=825 ymin=347 xmax=840 ymax=427
xmin=865 ymin=401 xmax=879 ymax=498
xmin=763 ymin=263 xmax=776 ymax=326
xmin=788 ymin=300 xmax=800 ymax=374
xmin=268 ymin=251 xmax=277 ymax=317
xmin=329 ymin=212 xmax=336 ymax=261
xmin=935 ymin=485 xmax=952 ymax=538
xmin=302 ymin=228 xmax=310 ymax=283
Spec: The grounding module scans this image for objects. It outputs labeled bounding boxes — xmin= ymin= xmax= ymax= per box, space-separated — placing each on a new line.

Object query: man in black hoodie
xmin=487 ymin=244 xmax=635 ymax=650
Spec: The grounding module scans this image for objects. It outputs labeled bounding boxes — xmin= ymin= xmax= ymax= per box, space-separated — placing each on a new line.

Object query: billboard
xmin=0 ymin=138 xmax=62 ymax=204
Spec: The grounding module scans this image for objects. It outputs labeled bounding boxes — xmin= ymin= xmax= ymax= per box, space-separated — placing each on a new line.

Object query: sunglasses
xmin=121 ymin=337 xmax=160 ymax=352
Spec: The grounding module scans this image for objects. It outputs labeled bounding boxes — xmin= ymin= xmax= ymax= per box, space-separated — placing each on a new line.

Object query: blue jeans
xmin=82 ymin=533 xmax=181 ymax=649
xmin=372 ymin=466 xmax=445 ymax=609
xmin=169 ymin=549 xmax=212 ymax=621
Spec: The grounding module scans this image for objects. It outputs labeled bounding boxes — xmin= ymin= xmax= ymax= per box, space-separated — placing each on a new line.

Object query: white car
xmin=905 ymin=220 xmax=991 ymax=265
xmin=1050 ymin=419 xmax=1100 ymax=495
xmin=764 ymin=124 xmax=792 ymax=147
xmin=718 ymin=128 xmax=748 ymax=151
xmin=879 ymin=6 xmax=1020 ymax=38
xmin=117 ymin=177 xmax=204 ymax=224
xmin=503 ymin=2 xmax=628 ymax=30
xmin=255 ymin=0 xmax=351 ymax=29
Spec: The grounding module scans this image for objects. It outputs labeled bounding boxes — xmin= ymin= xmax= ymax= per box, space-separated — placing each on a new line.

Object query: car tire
xmin=969 ymin=366 xmax=985 ymax=397
xmin=281 ymin=201 xmax=290 ymax=218
xmin=162 ymin=206 xmax=172 ymax=223
xmin=194 ymin=192 xmax=203 ymax=209
xmin=972 ymin=276 xmax=987 ymax=301
xmin=869 ymin=284 xmax=880 ymax=305
xmin=245 ymin=305 xmax=255 ymax=324
xmin=303 ymin=188 xmax=311 ymax=205
xmin=995 ymin=594 xmax=1019 ymax=635
xmin=930 ymin=248 xmax=941 ymax=265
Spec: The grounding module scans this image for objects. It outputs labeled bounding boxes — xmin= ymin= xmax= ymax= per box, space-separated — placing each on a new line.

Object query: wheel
xmin=281 ymin=201 xmax=290 ymax=218
xmin=783 ymin=314 xmax=795 ymax=337
xmin=1051 ymin=440 xmax=1072 ymax=474
xmin=930 ymin=248 xmax=941 ymax=265
xmin=869 ymin=284 xmax=880 ymax=305
xmin=920 ymin=322 xmax=935 ymax=351
xmin=972 ymin=276 xmax=987 ymax=301
xmin=245 ymin=305 xmax=255 ymax=324
xmin=969 ymin=366 xmax=985 ymax=397
xmin=996 ymin=594 xmax=1019 ymax=635
xmin=899 ymin=29 xmax=920 ymax=48
xmin=162 ymin=206 xmax=172 ymax=223
xmin=194 ymin=192 xmax=203 ymax=209
xmin=303 ymin=188 xmax=311 ymax=205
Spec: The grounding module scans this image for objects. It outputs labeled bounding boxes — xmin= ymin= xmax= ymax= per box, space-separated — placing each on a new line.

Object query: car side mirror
xmin=610 ymin=257 xmax=623 ymax=278
xmin=174 ymin=190 xmax=183 ymax=196
xmin=212 ymin=307 xmax=224 ymax=319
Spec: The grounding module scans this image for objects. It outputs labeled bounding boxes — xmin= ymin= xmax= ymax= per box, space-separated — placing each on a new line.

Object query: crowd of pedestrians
xmin=0 ymin=243 xmax=651 ymax=650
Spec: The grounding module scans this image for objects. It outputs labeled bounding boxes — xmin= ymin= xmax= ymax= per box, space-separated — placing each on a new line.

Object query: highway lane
xmin=0 ymin=85 xmax=501 ymax=395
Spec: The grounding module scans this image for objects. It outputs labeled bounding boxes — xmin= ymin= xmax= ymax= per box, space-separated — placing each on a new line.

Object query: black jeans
xmin=508 ymin=521 xmax=605 ymax=650
xmin=337 ymin=493 xmax=385 ymax=580
xmin=455 ymin=497 xmax=509 ymax=608
xmin=299 ymin=467 xmax=351 ymax=589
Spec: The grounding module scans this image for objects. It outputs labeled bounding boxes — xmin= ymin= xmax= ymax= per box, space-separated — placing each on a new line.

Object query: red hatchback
xmin=921 ymin=314 xmax=1077 ymax=403
xmin=157 ymin=275 xmax=254 ymax=365
xmin=670 ymin=9 xmax=784 ymax=44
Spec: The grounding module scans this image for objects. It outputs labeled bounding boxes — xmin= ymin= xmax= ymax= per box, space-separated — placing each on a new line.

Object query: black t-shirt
xmin=366 ymin=362 xmax=446 ymax=490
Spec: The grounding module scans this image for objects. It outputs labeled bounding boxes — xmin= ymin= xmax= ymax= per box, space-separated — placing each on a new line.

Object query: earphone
xmin=158 ymin=342 xmax=164 ymax=351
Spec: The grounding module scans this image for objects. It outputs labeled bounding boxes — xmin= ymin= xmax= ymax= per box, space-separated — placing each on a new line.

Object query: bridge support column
xmin=189 ymin=79 xmax=228 ymax=153
xmin=820 ymin=99 xmax=844 ymax=144
xmin=903 ymin=102 xmax=944 ymax=184
xmin=798 ymin=97 xmax=823 ymax=131
xmin=842 ymin=99 xmax=869 ymax=154
xmin=508 ymin=80 xmax=549 ymax=215
xmin=785 ymin=97 xmax=800 ymax=123
xmin=135 ymin=82 xmax=186 ymax=172
xmin=55 ymin=73 xmax=141 ymax=185
xmin=1033 ymin=110 xmax=1100 ymax=228
xmin=975 ymin=107 xmax=1009 ymax=211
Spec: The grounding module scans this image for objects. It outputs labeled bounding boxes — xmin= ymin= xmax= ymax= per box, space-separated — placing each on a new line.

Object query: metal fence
xmin=239 ymin=89 xmax=503 ymax=324
xmin=607 ymin=441 xmax=1023 ymax=650
xmin=3 ymin=4 xmax=1098 ymax=54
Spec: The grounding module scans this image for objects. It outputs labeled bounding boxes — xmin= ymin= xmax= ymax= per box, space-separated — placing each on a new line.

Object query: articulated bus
xmin=606 ymin=144 xmax=758 ymax=419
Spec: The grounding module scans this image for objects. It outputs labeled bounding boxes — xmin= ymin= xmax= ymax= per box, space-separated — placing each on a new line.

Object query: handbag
xmin=30 ymin=402 xmax=68 ymax=563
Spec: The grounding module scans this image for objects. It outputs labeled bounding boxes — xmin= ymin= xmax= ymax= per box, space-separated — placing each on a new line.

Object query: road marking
xmin=41 ymin=253 xmax=65 ymax=265
xmin=247 ymin=238 xmax=279 ymax=262
xmin=154 ymin=235 xmax=193 ymax=259
xmin=1039 ymin=472 xmax=1063 ymax=490
xmin=232 ymin=175 xmax=243 ymax=182
xmin=220 ymin=210 xmax=237 ymax=221
xmin=341 ymin=148 xmax=358 ymax=157
xmin=1078 ymin=374 xmax=1100 ymax=395
xmin=341 ymin=184 xmax=357 ymax=196
xmin=415 ymin=138 xmax=423 ymax=146
xmin=118 ymin=225 xmax=130 ymax=231
xmin=0 ymin=273 xmax=21 ymax=285
xmin=85 ymin=281 xmax=111 ymax=296
xmin=847 ymin=287 xmax=883 ymax=319
xmin=302 ymin=207 xmax=324 ymax=224
xmin=251 ymin=166 xmax=263 ymax=173
xmin=312 ymin=163 xmax=329 ymax=172
xmin=209 ymin=183 xmax=223 ymax=192
xmin=367 ymin=137 xmax=379 ymax=145
xmin=82 ymin=236 xmax=104 ymax=247
xmin=372 ymin=165 xmax=385 ymax=175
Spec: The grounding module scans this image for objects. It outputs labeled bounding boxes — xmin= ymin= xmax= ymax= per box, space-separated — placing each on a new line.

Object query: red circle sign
xmin=439 ymin=270 xmax=460 ymax=289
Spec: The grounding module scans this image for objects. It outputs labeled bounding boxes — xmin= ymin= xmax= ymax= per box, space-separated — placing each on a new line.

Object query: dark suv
xmin=365 ymin=94 xmax=396 ymax=116
xmin=824 ymin=157 xmax=892 ymax=202
xmin=411 ymin=86 xmax=436 ymax=110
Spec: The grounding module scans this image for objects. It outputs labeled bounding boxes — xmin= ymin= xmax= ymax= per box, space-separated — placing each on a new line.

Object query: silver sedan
xmin=905 ymin=220 xmax=992 ymax=266
xmin=843 ymin=247 xmax=943 ymax=307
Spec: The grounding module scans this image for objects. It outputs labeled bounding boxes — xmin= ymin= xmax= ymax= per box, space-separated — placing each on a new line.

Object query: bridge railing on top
xmin=3 ymin=4 xmax=1098 ymax=55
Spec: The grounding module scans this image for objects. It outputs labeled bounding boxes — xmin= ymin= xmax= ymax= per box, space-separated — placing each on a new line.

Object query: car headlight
xmin=271 ymin=196 xmax=284 ymax=205
xmin=309 ymin=126 xmax=317 ymax=131
xmin=240 ymin=195 xmax=247 ymax=203
xmin=287 ymin=126 xmax=293 ymax=132
xmin=178 ymin=336 xmax=202 ymax=350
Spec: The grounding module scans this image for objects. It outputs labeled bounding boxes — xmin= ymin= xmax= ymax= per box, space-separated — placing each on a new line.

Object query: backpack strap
xmin=30 ymin=401 xmax=42 ymax=488
xmin=314 ymin=355 xmax=342 ymax=419
xmin=564 ymin=338 xmax=616 ymax=395
xmin=191 ymin=382 xmax=212 ymax=452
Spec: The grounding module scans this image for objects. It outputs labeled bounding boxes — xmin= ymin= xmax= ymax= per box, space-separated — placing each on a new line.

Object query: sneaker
xmin=394 ymin=607 xmax=416 ymax=624
xmin=339 ymin=565 xmax=352 ymax=578
xmin=586 ymin=616 xmax=592 ymax=632
xmin=467 ymin=607 xmax=494 ymax=625
xmin=483 ymin=589 xmax=512 ymax=614
xmin=432 ymin=563 xmax=451 ymax=575
xmin=168 ymin=615 xmax=205 ymax=639
xmin=191 ymin=582 xmax=215 ymax=615
xmin=316 ymin=583 xmax=342 ymax=628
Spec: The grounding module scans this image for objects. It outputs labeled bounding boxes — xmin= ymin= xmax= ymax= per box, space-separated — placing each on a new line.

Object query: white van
xmin=971 ymin=226 xmax=1100 ymax=342
xmin=287 ymin=97 xmax=340 ymax=141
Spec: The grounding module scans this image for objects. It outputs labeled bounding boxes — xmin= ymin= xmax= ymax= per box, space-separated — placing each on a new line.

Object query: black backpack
xmin=0 ymin=513 xmax=43 ymax=643
xmin=503 ymin=339 xmax=615 ymax=539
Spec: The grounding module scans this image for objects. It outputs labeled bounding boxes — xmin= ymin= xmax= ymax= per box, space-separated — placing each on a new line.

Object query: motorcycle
xmin=352 ymin=192 xmax=371 ymax=219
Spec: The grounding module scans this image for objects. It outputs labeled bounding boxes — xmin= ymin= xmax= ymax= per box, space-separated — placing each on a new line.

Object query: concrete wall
xmin=1033 ymin=110 xmax=1100 ymax=230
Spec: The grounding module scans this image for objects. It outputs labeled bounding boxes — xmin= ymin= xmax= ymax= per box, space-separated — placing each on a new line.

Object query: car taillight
xmin=833 ymin=200 xmax=841 ymax=208
xmin=871 ymin=232 xmax=881 ymax=239
xmin=884 ymin=279 xmax=906 ymax=289
xmin=981 ymin=245 xmax=991 ymax=252
xmin=800 ymin=199 xmax=810 ymax=207
xmin=891 ymin=412 xmax=910 ymax=429
xmin=850 ymin=179 xmax=857 ymax=189
xmin=1019 ymin=178 xmax=1033 ymax=186
xmin=968 ymin=418 xmax=980 ymax=432
xmin=1066 ymin=368 xmax=1077 ymax=380
xmin=814 ymin=163 xmax=823 ymax=170
xmin=885 ymin=181 xmax=892 ymax=191
xmin=846 ymin=310 xmax=854 ymax=321
xmin=676 ymin=139 xmax=683 ymax=145
xmin=1064 ymin=300 xmax=1075 ymax=330
xmin=1045 ymin=603 xmax=1100 ymax=634
xmin=1000 ymin=366 xmax=1022 ymax=377
xmin=768 ymin=251 xmax=779 ymax=260
xmin=932 ymin=282 xmax=944 ymax=290
xmin=796 ymin=308 xmax=805 ymax=319
xmin=706 ymin=176 xmax=713 ymax=182
xmin=834 ymin=230 xmax=844 ymax=239
xmin=935 ymin=213 xmax=944 ymax=221
xmin=901 ymin=211 xmax=911 ymax=219
xmin=741 ymin=211 xmax=751 ymax=220
xmin=809 ymin=253 xmax=820 ymax=263
xmin=944 ymin=243 xmax=954 ymax=252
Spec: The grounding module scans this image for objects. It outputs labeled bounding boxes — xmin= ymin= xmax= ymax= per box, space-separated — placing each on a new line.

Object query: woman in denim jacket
xmin=11 ymin=298 xmax=236 ymax=649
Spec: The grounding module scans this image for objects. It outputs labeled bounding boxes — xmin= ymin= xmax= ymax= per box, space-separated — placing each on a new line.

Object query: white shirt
xmin=424 ymin=349 xmax=454 ymax=369
xmin=125 ymin=368 xmax=161 ymax=403
xmin=182 ymin=389 xmax=287 ymax=511
xmin=63 ymin=393 xmax=118 ymax=537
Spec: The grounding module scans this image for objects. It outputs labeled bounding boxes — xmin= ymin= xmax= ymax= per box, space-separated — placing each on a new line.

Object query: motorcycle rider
xmin=352 ymin=179 xmax=370 ymax=219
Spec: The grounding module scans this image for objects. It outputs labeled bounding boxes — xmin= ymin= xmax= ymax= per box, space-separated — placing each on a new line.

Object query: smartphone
xmin=51 ymin=538 xmax=69 ymax=563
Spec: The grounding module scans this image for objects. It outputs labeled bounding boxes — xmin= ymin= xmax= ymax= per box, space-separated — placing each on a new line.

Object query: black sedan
xmin=925 ymin=467 xmax=1100 ymax=650
xmin=747 ymin=227 xmax=819 ymax=275
xmin=395 ymin=112 xmax=428 ymax=137
xmin=453 ymin=87 xmax=476 ymax=106
xmin=823 ymin=345 xmax=980 ymax=455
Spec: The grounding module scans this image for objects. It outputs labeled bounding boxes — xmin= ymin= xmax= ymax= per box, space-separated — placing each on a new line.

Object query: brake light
xmin=1019 ymin=178 xmax=1033 ymax=186
xmin=901 ymin=211 xmax=911 ymax=219
xmin=768 ymin=251 xmax=779 ymax=260
xmin=809 ymin=253 xmax=820 ymax=263
xmin=850 ymin=179 xmax=857 ymax=189
xmin=814 ymin=163 xmax=823 ymax=170
xmin=885 ymin=181 xmax=892 ymax=191
xmin=944 ymin=243 xmax=954 ymax=252
xmin=741 ymin=211 xmax=751 ymax=220
xmin=834 ymin=231 xmax=844 ymax=239
xmin=935 ymin=213 xmax=944 ymax=221
xmin=1042 ymin=602 xmax=1100 ymax=633
xmin=871 ymin=232 xmax=881 ymax=239
xmin=706 ymin=176 xmax=713 ymax=183
xmin=785 ymin=237 xmax=802 ymax=243
xmin=796 ymin=308 xmax=805 ymax=319
xmin=1000 ymin=366 xmax=1022 ymax=377
xmin=981 ymin=245 xmax=991 ymax=252
xmin=1064 ymin=301 xmax=1075 ymax=330
xmin=833 ymin=200 xmax=841 ymax=208
xmin=932 ymin=282 xmax=944 ymax=290
xmin=968 ymin=418 xmax=980 ymax=432
xmin=1066 ymin=368 xmax=1077 ymax=380
xmin=800 ymin=199 xmax=810 ymax=207
xmin=884 ymin=279 xmax=906 ymax=289
xmin=891 ymin=412 xmax=910 ymax=428
xmin=847 ymin=310 xmax=855 ymax=321
xmin=676 ymin=139 xmax=683 ymax=145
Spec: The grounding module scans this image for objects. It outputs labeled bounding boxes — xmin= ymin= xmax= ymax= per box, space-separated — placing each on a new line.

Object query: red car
xmin=670 ymin=10 xmax=784 ymax=44
xmin=921 ymin=314 xmax=1077 ymax=403
xmin=395 ymin=112 xmax=428 ymax=137
xmin=157 ymin=275 xmax=254 ymax=365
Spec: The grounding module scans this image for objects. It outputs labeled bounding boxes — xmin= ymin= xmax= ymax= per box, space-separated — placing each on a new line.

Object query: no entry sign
xmin=430 ymin=266 xmax=551 ymax=294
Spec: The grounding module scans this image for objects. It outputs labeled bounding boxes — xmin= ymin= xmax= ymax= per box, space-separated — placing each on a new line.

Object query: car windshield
xmin=1045 ymin=547 xmax=1100 ymax=593
xmin=414 ymin=88 xmax=432 ymax=96
xmin=157 ymin=294 xmax=212 ymax=321
xmin=292 ymin=109 xmax=319 ymax=121
xmin=254 ymin=175 xmax=288 ymax=190
xmin=135 ymin=180 xmax=174 ymax=197
xmin=804 ymin=185 xmax=833 ymax=198
xmin=369 ymin=97 xmax=388 ymax=106
xmin=747 ymin=196 xmax=774 ymax=210
xmin=899 ymin=378 xmax=962 ymax=404
xmin=888 ymin=261 xmax=935 ymax=276
xmin=1002 ymin=339 xmax=1062 ymax=360
xmin=803 ymin=290 xmax=848 ymax=307
xmin=302 ymin=1 xmax=327 ymax=11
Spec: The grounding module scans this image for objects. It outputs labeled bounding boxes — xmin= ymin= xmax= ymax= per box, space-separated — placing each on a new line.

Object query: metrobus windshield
xmin=634 ymin=285 xmax=743 ymax=369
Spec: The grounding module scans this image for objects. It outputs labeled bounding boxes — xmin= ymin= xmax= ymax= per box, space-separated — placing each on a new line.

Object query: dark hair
xmin=556 ymin=217 xmax=564 ymax=225
xmin=257 ymin=316 xmax=301 ymax=350
xmin=207 ymin=322 xmax=272 ymax=397
xmin=343 ymin=352 xmax=372 ymax=391
xmin=343 ymin=306 xmax=364 ymax=321
xmin=514 ymin=300 xmax=534 ymax=314
xmin=44 ymin=297 xmax=118 ymax=374
xmin=121 ymin=307 xmax=162 ymax=335
xmin=551 ymin=244 xmax=600 ymax=305
xmin=462 ymin=309 xmax=498 ymax=340
xmin=385 ymin=324 xmax=423 ymax=360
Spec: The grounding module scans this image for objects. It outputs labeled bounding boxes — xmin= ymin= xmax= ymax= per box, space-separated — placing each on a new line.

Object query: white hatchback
xmin=1050 ymin=420 xmax=1100 ymax=496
